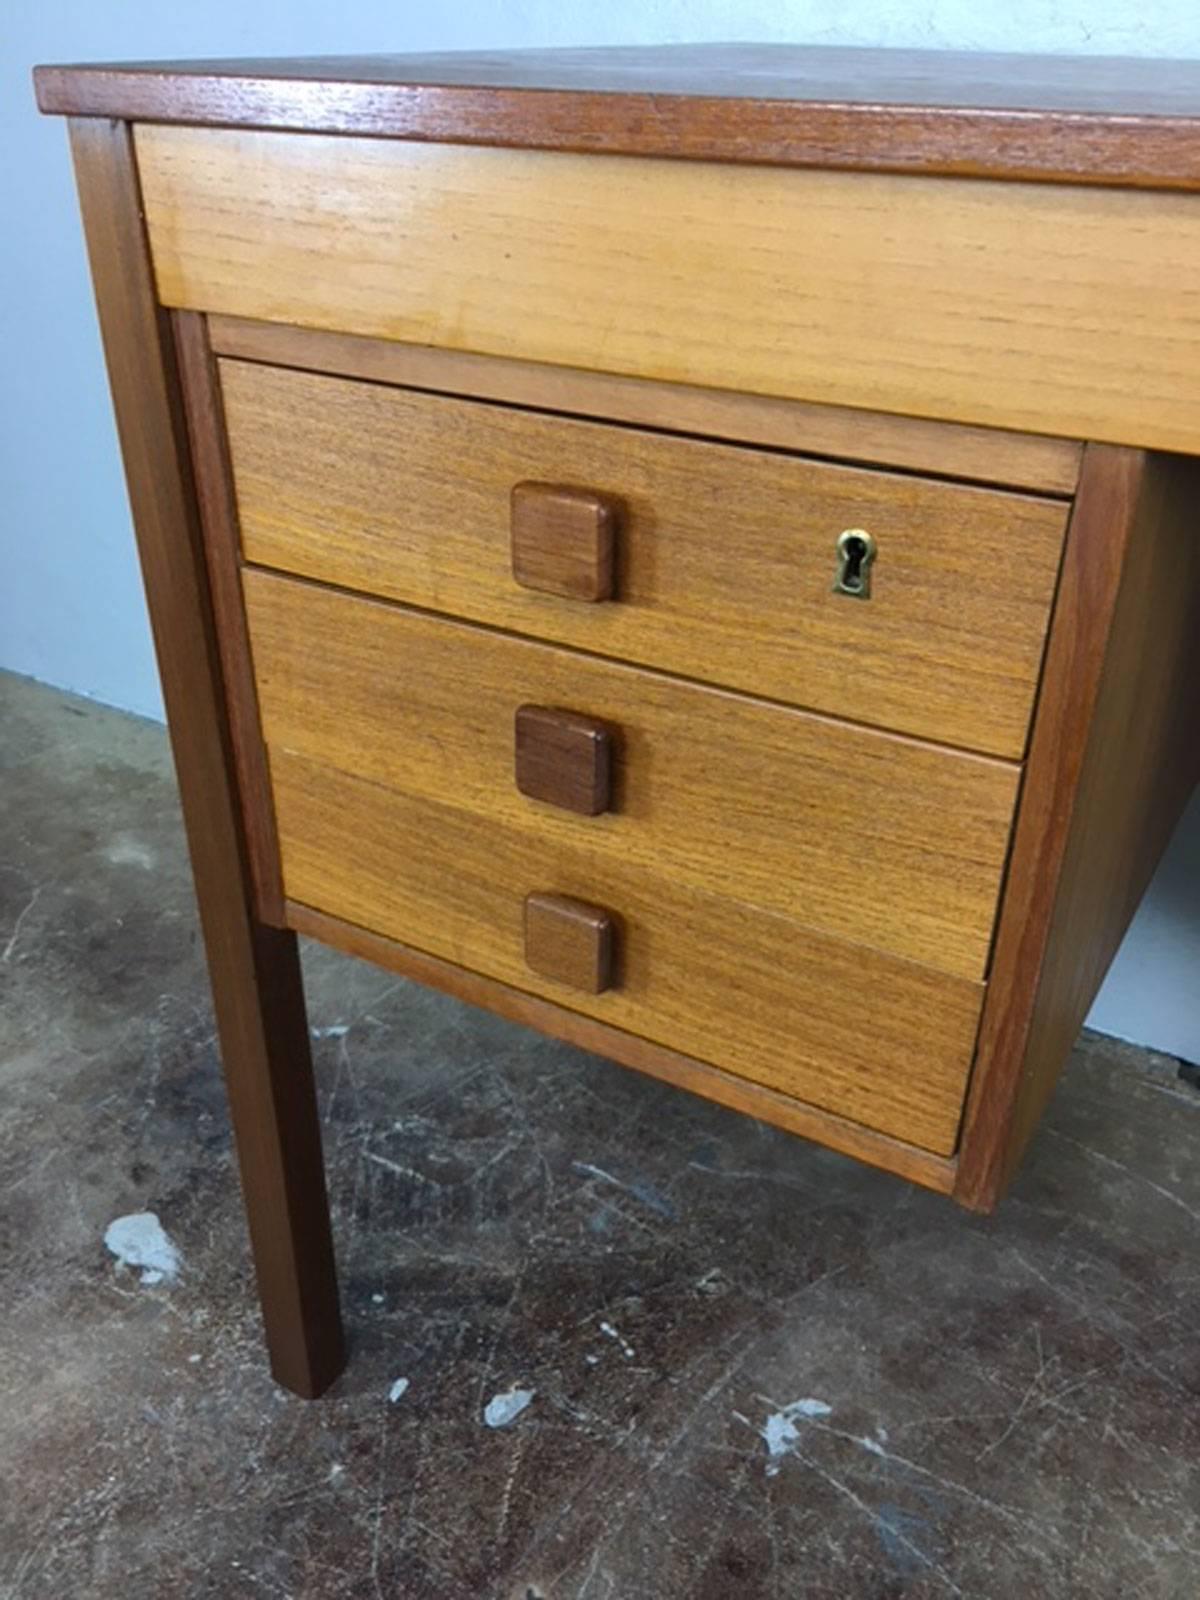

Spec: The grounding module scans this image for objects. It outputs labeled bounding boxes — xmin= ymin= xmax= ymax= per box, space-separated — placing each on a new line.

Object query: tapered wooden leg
xmin=67 ymin=116 xmax=344 ymax=1396
xmin=203 ymin=922 xmax=345 ymax=1397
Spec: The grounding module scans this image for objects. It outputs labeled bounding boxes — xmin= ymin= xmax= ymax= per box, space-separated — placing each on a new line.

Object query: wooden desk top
xmin=34 ymin=43 xmax=1200 ymax=189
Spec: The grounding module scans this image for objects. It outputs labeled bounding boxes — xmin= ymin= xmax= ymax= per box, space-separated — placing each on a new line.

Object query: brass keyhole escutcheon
xmin=833 ymin=528 xmax=876 ymax=599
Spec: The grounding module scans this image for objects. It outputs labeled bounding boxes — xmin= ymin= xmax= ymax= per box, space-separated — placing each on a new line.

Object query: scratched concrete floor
xmin=1 ymin=669 xmax=1198 ymax=1600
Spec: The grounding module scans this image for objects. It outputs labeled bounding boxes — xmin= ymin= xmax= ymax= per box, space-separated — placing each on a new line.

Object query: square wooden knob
xmin=514 ymin=705 xmax=613 ymax=815
xmin=510 ymin=481 xmax=620 ymax=601
xmin=524 ymin=893 xmax=615 ymax=994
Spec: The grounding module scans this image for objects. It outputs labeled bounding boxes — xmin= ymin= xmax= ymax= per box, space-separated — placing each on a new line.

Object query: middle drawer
xmin=245 ymin=569 xmax=1019 ymax=981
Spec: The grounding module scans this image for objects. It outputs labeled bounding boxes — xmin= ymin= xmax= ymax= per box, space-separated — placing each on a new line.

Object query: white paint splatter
xmin=188 ymin=1354 xmax=202 ymax=1364
xmin=599 ymin=1320 xmax=635 ymax=1359
xmin=105 ymin=837 xmax=157 ymax=870
xmin=696 ymin=1267 xmax=727 ymax=1295
xmin=103 ymin=1212 xmax=180 ymax=1284
xmin=484 ymin=1387 xmax=535 ymax=1428
xmin=372 ymin=1293 xmax=385 ymax=1305
xmin=761 ymin=1397 xmax=832 ymax=1475
xmin=388 ymin=1377 xmax=409 ymax=1403
xmin=585 ymin=1353 xmax=600 ymax=1367
xmin=311 ymin=1023 xmax=350 ymax=1039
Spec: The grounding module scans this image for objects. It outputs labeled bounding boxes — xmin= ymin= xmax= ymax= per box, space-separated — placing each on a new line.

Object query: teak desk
xmin=36 ymin=46 xmax=1200 ymax=1396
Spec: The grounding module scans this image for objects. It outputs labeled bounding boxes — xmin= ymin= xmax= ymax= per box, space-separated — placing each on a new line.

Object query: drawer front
xmin=245 ymin=569 xmax=1019 ymax=981
xmin=136 ymin=125 xmax=1200 ymax=453
xmin=269 ymin=746 xmax=981 ymax=1155
xmin=225 ymin=360 xmax=1069 ymax=758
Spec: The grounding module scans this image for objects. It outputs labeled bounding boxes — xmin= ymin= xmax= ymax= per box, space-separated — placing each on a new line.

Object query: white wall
xmin=3 ymin=3 xmax=1198 ymax=1061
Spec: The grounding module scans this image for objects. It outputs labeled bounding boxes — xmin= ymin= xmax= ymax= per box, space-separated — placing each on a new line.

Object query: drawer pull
xmin=524 ymin=892 xmax=615 ymax=993
xmin=515 ymin=705 xmax=613 ymax=815
xmin=511 ymin=481 xmax=620 ymax=602
xmin=834 ymin=528 xmax=876 ymax=599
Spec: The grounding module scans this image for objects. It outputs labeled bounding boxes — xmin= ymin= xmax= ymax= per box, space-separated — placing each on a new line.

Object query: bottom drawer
xmin=269 ymin=747 xmax=981 ymax=1155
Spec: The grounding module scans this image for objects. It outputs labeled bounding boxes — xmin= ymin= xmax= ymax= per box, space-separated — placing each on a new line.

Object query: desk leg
xmin=67 ymin=116 xmax=344 ymax=1397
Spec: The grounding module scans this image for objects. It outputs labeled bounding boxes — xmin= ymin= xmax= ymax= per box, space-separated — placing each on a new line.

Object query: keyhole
xmin=841 ymin=536 xmax=868 ymax=588
xmin=834 ymin=528 xmax=876 ymax=599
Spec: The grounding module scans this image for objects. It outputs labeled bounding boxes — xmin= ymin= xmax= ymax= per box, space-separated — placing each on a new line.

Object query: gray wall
xmin=3 ymin=3 xmax=1198 ymax=1061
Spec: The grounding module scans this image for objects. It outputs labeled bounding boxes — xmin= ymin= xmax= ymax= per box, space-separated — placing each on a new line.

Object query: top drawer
xmin=136 ymin=126 xmax=1200 ymax=452
xmin=221 ymin=358 xmax=1068 ymax=756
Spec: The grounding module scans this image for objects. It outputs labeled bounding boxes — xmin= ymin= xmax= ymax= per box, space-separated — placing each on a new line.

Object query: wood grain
xmin=957 ymin=448 xmax=1200 ymax=1210
xmin=67 ymin=120 xmax=343 ymax=1397
xmin=209 ymin=315 xmax=1082 ymax=495
xmin=33 ymin=44 xmax=1200 ymax=191
xmin=244 ymin=569 xmax=1019 ymax=980
xmin=514 ymin=705 xmax=613 ymax=816
xmin=270 ymin=746 xmax=982 ymax=1154
xmin=173 ymin=311 xmax=285 ymax=924
xmin=510 ymin=482 xmax=619 ymax=601
xmin=223 ymin=360 xmax=1068 ymax=758
xmin=524 ymin=893 xmax=615 ymax=993
xmin=287 ymin=899 xmax=960 ymax=1197
xmin=138 ymin=126 xmax=1200 ymax=452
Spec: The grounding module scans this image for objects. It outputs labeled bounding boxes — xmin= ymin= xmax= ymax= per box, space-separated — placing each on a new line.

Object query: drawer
xmin=224 ymin=360 xmax=1069 ymax=758
xmin=137 ymin=126 xmax=1200 ymax=454
xmin=267 ymin=738 xmax=981 ymax=1154
xmin=245 ymin=569 xmax=1018 ymax=981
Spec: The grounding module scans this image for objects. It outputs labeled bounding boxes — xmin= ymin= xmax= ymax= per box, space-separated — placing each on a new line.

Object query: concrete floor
xmin=1 ymin=669 xmax=1198 ymax=1600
